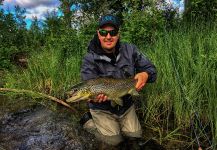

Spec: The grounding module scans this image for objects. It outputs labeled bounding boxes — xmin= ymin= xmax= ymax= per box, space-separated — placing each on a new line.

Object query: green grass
xmin=4 ymin=43 xmax=83 ymax=99
xmin=141 ymin=25 xmax=217 ymax=148
xmin=2 ymin=24 xmax=217 ymax=149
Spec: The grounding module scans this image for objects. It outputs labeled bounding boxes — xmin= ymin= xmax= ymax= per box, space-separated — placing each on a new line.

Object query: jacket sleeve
xmin=81 ymin=53 xmax=98 ymax=81
xmin=132 ymin=45 xmax=157 ymax=83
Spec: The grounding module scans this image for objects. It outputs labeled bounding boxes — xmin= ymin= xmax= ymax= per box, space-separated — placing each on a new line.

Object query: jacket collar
xmin=96 ymin=53 xmax=121 ymax=63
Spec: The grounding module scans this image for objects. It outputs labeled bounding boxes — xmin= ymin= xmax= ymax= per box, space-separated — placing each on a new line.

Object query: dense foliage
xmin=184 ymin=0 xmax=217 ymax=22
xmin=1 ymin=0 xmax=217 ymax=149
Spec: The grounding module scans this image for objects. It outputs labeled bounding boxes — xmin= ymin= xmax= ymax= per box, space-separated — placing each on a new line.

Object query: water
xmin=0 ymin=72 xmax=165 ymax=149
xmin=0 ymin=105 xmax=99 ymax=150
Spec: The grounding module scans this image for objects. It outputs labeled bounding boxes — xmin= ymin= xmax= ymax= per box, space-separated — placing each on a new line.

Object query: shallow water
xmin=0 ymin=105 xmax=99 ymax=150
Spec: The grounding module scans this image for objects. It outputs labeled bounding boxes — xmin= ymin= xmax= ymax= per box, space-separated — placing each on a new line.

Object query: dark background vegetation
xmin=1 ymin=0 xmax=216 ymax=70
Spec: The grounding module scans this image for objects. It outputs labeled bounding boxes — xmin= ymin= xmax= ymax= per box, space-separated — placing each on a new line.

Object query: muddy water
xmin=0 ymin=104 xmax=99 ymax=150
xmin=0 ymin=72 xmax=165 ymax=150
xmin=0 ymin=71 xmax=98 ymax=150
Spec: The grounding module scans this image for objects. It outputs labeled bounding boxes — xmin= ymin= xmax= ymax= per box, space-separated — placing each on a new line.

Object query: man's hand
xmin=88 ymin=94 xmax=108 ymax=103
xmin=88 ymin=72 xmax=149 ymax=103
xmin=96 ymin=94 xmax=108 ymax=103
xmin=134 ymin=72 xmax=149 ymax=91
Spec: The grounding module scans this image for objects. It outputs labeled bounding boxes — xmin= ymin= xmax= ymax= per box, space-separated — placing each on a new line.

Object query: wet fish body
xmin=66 ymin=78 xmax=139 ymax=106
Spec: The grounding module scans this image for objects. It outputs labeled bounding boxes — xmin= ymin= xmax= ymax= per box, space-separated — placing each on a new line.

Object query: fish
xmin=65 ymin=78 xmax=139 ymax=107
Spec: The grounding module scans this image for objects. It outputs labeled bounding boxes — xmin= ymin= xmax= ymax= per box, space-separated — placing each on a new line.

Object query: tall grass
xmin=2 ymin=24 xmax=217 ymax=148
xmin=4 ymin=37 xmax=84 ymax=99
xmin=142 ymin=24 xmax=217 ymax=148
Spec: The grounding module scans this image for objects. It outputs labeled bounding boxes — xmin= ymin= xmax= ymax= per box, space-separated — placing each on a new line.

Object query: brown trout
xmin=66 ymin=78 xmax=139 ymax=106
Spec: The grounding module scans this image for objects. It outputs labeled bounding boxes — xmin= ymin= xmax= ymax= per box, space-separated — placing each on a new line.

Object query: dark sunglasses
xmin=98 ymin=29 xmax=119 ymax=37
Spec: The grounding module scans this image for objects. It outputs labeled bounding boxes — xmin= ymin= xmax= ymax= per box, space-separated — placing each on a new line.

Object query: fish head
xmin=66 ymin=82 xmax=92 ymax=103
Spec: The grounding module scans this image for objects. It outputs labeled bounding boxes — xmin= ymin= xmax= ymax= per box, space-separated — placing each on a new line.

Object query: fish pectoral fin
xmin=128 ymin=89 xmax=139 ymax=96
xmin=114 ymin=98 xmax=123 ymax=106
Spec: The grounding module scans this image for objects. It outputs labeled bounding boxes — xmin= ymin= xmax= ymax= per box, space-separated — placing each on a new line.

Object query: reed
xmin=2 ymin=24 xmax=217 ymax=148
xmin=4 ymin=42 xmax=83 ymax=99
xmin=142 ymin=24 xmax=217 ymax=148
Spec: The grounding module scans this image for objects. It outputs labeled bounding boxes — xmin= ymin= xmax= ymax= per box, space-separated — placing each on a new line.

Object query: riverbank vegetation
xmin=1 ymin=0 xmax=217 ymax=149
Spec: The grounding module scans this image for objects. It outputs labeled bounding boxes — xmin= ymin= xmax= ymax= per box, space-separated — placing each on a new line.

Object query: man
xmin=80 ymin=14 xmax=157 ymax=149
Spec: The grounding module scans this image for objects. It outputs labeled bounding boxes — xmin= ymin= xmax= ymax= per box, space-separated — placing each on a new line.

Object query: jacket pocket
xmin=119 ymin=64 xmax=135 ymax=78
xmin=97 ymin=63 xmax=117 ymax=78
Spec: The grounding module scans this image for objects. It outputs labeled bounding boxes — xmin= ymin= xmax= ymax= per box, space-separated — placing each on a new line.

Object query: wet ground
xmin=0 ymin=71 xmax=98 ymax=149
xmin=0 ymin=102 xmax=168 ymax=150
xmin=0 ymin=71 xmax=166 ymax=150
xmin=0 ymin=105 xmax=99 ymax=150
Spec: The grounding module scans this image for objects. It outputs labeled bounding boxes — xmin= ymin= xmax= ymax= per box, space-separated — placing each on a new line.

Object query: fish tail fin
xmin=128 ymin=88 xmax=139 ymax=96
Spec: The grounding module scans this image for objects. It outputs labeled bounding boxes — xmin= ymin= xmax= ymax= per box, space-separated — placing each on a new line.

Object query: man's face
xmin=97 ymin=25 xmax=119 ymax=53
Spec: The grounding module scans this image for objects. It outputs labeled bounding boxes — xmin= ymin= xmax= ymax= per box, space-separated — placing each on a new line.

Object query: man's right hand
xmin=96 ymin=94 xmax=108 ymax=103
xmin=88 ymin=94 xmax=108 ymax=103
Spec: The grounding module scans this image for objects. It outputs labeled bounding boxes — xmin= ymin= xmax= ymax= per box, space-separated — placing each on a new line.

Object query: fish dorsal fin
xmin=70 ymin=82 xmax=84 ymax=89
xmin=128 ymin=88 xmax=139 ymax=96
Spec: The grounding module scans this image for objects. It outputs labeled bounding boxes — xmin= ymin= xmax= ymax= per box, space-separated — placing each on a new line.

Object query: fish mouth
xmin=66 ymin=95 xmax=86 ymax=102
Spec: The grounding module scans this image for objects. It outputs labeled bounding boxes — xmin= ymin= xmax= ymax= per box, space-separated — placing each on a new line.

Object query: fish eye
xmin=83 ymin=89 xmax=89 ymax=94
xmin=72 ymin=88 xmax=78 ymax=93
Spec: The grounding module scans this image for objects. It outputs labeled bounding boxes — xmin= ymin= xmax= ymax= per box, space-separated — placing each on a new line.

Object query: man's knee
xmin=82 ymin=117 xmax=123 ymax=146
xmin=122 ymin=129 xmax=142 ymax=138
xmin=83 ymin=119 xmax=97 ymax=134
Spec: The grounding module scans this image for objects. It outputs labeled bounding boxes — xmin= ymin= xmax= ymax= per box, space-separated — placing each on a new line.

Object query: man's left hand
xmin=134 ymin=72 xmax=149 ymax=91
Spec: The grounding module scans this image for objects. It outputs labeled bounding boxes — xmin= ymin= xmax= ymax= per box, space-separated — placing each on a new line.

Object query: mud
xmin=0 ymin=106 xmax=99 ymax=150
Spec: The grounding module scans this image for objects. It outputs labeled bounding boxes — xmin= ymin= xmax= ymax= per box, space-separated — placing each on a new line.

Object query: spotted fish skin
xmin=66 ymin=78 xmax=139 ymax=106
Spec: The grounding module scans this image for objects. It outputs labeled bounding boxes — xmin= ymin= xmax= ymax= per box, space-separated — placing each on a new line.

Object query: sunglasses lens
xmin=99 ymin=30 xmax=108 ymax=36
xmin=109 ymin=30 xmax=118 ymax=36
xmin=99 ymin=29 xmax=118 ymax=37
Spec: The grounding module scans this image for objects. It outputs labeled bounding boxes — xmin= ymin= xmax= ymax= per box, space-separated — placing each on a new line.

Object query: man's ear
xmin=117 ymin=33 xmax=120 ymax=39
xmin=97 ymin=31 xmax=100 ymax=38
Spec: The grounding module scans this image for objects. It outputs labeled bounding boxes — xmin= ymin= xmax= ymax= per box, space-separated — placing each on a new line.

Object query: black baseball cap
xmin=98 ymin=14 xmax=120 ymax=29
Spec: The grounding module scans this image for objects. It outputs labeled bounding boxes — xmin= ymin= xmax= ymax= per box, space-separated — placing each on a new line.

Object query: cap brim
xmin=99 ymin=22 xmax=119 ymax=29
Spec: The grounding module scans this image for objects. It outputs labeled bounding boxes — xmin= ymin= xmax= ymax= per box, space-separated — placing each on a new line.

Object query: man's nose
xmin=106 ymin=33 xmax=112 ymax=38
